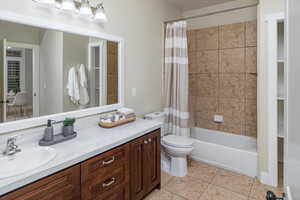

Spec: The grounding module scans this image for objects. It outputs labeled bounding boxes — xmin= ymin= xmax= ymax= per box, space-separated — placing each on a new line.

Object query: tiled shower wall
xmin=188 ymin=21 xmax=257 ymax=137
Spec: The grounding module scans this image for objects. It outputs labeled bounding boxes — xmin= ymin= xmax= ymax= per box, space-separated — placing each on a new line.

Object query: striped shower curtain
xmin=163 ymin=21 xmax=190 ymax=137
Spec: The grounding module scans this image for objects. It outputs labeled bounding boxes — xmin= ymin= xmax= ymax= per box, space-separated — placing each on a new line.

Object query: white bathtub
xmin=190 ymin=128 xmax=258 ymax=177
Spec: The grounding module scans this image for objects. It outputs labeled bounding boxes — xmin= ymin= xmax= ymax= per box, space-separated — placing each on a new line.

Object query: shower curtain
xmin=163 ymin=21 xmax=190 ymax=137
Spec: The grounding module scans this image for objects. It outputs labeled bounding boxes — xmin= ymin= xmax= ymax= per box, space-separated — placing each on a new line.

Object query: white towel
xmin=79 ymin=64 xmax=90 ymax=106
xmin=118 ymin=108 xmax=135 ymax=115
xmin=67 ymin=67 xmax=80 ymax=104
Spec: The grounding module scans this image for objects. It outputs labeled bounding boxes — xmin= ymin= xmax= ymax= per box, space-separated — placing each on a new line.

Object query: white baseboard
xmin=260 ymin=171 xmax=277 ymax=187
xmin=285 ymin=186 xmax=292 ymax=200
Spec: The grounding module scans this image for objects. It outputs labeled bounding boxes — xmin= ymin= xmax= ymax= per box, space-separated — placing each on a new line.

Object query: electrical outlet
xmin=214 ymin=115 xmax=224 ymax=123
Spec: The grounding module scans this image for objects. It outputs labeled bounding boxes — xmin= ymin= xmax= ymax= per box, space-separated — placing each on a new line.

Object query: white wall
xmin=0 ymin=21 xmax=41 ymax=45
xmin=39 ymin=30 xmax=63 ymax=116
xmin=286 ymin=0 xmax=300 ymax=197
xmin=183 ymin=0 xmax=257 ymax=29
xmin=257 ymin=0 xmax=284 ymax=176
xmin=63 ymin=33 xmax=89 ymax=112
xmin=0 ymin=0 xmax=181 ymax=117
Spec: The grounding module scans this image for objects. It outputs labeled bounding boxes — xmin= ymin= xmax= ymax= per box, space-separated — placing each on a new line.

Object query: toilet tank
xmin=144 ymin=112 xmax=165 ymax=135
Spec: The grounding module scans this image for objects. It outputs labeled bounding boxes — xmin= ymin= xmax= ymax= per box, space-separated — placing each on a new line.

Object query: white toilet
xmin=161 ymin=135 xmax=194 ymax=177
xmin=144 ymin=112 xmax=194 ymax=177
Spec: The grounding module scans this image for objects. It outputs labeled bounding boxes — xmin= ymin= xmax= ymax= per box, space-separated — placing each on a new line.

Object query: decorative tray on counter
xmin=99 ymin=117 xmax=136 ymax=128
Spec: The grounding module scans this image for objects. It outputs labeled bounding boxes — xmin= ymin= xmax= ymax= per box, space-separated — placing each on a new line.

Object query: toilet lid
xmin=162 ymin=135 xmax=194 ymax=148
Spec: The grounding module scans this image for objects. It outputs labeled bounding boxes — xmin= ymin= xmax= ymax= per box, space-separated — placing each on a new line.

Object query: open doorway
xmin=88 ymin=40 xmax=119 ymax=107
xmin=89 ymin=41 xmax=107 ymax=107
xmin=0 ymin=40 xmax=39 ymax=122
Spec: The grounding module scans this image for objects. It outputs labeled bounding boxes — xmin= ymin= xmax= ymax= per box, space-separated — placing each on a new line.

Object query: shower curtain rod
xmin=164 ymin=3 xmax=258 ymax=24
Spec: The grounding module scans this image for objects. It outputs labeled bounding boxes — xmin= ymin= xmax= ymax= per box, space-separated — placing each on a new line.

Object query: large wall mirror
xmin=0 ymin=19 xmax=123 ymax=126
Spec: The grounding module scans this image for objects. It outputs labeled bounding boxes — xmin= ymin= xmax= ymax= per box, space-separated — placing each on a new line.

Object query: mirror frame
xmin=0 ymin=11 xmax=125 ymax=134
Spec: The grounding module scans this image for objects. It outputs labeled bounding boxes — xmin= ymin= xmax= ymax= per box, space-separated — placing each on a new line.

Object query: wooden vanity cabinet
xmin=0 ymin=165 xmax=81 ymax=200
xmin=0 ymin=129 xmax=161 ymax=200
xmin=81 ymin=144 xmax=130 ymax=200
xmin=130 ymin=129 xmax=161 ymax=200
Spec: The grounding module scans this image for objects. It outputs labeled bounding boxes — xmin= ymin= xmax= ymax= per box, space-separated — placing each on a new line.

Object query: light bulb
xmin=61 ymin=0 xmax=76 ymax=11
xmin=79 ymin=0 xmax=93 ymax=17
xmin=55 ymin=1 xmax=62 ymax=9
xmin=94 ymin=5 xmax=107 ymax=22
xmin=32 ymin=0 xmax=55 ymax=5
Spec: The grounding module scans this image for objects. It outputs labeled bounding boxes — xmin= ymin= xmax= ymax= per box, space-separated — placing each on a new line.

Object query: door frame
xmin=0 ymin=39 xmax=7 ymax=122
xmin=88 ymin=41 xmax=107 ymax=106
xmin=7 ymin=42 xmax=40 ymax=117
xmin=264 ymin=12 xmax=285 ymax=187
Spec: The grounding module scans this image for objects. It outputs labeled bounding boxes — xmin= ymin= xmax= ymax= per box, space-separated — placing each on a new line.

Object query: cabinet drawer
xmin=90 ymin=184 xmax=129 ymax=200
xmin=81 ymin=162 xmax=129 ymax=200
xmin=0 ymin=165 xmax=81 ymax=200
xmin=81 ymin=144 xmax=129 ymax=182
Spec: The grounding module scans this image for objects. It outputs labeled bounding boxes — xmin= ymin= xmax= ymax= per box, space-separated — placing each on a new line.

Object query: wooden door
xmin=0 ymin=39 xmax=7 ymax=122
xmin=0 ymin=165 xmax=81 ymax=200
xmin=106 ymin=41 xmax=118 ymax=105
xmin=130 ymin=135 xmax=148 ymax=200
xmin=144 ymin=130 xmax=161 ymax=193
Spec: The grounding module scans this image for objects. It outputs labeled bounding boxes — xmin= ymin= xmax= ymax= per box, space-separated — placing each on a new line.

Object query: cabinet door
xmin=130 ymin=135 xmax=148 ymax=200
xmin=0 ymin=165 xmax=81 ymax=200
xmin=144 ymin=130 xmax=161 ymax=193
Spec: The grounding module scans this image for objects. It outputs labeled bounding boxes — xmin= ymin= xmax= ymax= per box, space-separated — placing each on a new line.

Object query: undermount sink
xmin=0 ymin=147 xmax=56 ymax=179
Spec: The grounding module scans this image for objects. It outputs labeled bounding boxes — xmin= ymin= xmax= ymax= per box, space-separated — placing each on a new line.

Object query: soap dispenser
xmin=43 ymin=120 xmax=55 ymax=142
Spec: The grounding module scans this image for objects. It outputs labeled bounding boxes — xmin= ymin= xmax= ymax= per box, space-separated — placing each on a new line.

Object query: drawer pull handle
xmin=102 ymin=177 xmax=115 ymax=188
xmin=102 ymin=156 xmax=115 ymax=165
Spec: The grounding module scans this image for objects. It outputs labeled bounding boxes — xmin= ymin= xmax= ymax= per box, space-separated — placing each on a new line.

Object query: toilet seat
xmin=162 ymin=135 xmax=194 ymax=148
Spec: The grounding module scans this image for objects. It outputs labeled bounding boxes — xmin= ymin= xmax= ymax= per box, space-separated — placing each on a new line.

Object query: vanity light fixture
xmin=94 ymin=3 xmax=107 ymax=22
xmin=61 ymin=0 xmax=76 ymax=11
xmin=79 ymin=0 xmax=93 ymax=17
xmin=32 ymin=0 xmax=107 ymax=23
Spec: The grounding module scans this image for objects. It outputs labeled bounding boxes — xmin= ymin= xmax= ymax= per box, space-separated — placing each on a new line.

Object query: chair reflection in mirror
xmin=7 ymin=92 xmax=32 ymax=121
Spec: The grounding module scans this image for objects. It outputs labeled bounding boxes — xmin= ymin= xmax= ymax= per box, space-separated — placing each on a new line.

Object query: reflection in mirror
xmin=0 ymin=20 xmax=119 ymax=123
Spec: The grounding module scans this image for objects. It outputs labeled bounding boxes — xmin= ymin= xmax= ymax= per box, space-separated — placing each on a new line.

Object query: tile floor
xmin=145 ymin=160 xmax=283 ymax=200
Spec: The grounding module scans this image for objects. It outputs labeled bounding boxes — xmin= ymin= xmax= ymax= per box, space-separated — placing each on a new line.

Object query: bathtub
xmin=190 ymin=128 xmax=257 ymax=177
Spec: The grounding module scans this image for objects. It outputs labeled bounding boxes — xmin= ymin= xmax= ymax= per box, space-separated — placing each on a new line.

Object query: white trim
xmin=101 ymin=41 xmax=108 ymax=106
xmin=260 ymin=171 xmax=271 ymax=185
xmin=1 ymin=39 xmax=7 ymax=122
xmin=265 ymin=13 xmax=285 ymax=21
xmin=88 ymin=41 xmax=108 ymax=107
xmin=286 ymin=186 xmax=293 ymax=200
xmin=263 ymin=12 xmax=285 ymax=187
xmin=0 ymin=11 xmax=125 ymax=135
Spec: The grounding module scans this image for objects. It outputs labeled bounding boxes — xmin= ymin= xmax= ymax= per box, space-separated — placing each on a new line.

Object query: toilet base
xmin=170 ymin=156 xmax=187 ymax=177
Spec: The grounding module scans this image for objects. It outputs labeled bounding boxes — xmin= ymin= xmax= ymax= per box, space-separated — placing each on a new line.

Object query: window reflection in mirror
xmin=0 ymin=20 xmax=119 ymax=123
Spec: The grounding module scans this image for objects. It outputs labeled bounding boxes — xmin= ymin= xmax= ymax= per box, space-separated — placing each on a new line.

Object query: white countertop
xmin=0 ymin=119 xmax=162 ymax=196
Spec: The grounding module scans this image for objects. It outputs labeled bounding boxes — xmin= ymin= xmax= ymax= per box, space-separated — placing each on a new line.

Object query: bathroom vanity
xmin=0 ymin=119 xmax=162 ymax=200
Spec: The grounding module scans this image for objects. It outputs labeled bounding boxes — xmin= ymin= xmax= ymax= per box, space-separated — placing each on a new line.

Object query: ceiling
xmin=166 ymin=0 xmax=237 ymax=11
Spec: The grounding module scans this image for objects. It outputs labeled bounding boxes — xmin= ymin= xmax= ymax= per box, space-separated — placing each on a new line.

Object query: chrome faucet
xmin=3 ymin=136 xmax=21 ymax=156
